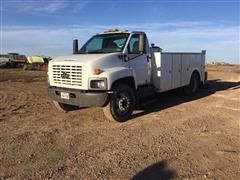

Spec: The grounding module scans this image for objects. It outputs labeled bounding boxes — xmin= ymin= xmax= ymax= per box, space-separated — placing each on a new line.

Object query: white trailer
xmin=48 ymin=29 xmax=207 ymax=122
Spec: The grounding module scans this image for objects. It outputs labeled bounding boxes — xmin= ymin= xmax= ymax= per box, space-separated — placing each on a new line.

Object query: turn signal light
xmin=93 ymin=68 xmax=103 ymax=75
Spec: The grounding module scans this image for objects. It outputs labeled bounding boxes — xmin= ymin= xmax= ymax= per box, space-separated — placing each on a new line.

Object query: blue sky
xmin=1 ymin=0 xmax=239 ymax=63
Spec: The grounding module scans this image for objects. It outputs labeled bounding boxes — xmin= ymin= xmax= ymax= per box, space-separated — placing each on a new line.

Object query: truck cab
xmin=48 ymin=29 xmax=207 ymax=122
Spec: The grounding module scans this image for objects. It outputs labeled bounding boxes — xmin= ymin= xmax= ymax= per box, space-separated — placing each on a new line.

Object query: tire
xmin=22 ymin=64 xmax=28 ymax=70
xmin=9 ymin=62 xmax=17 ymax=68
xmin=184 ymin=72 xmax=200 ymax=96
xmin=53 ymin=100 xmax=79 ymax=112
xmin=5 ymin=62 xmax=11 ymax=68
xmin=103 ymin=84 xmax=135 ymax=122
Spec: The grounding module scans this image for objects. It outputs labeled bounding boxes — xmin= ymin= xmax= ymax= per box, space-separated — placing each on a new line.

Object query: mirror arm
xmin=123 ymin=54 xmax=128 ymax=62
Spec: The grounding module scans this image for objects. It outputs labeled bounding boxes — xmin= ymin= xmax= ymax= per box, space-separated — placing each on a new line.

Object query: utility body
xmin=48 ymin=29 xmax=207 ymax=121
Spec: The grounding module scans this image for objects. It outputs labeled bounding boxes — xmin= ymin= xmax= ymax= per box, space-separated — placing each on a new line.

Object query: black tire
xmin=5 ymin=62 xmax=11 ymax=68
xmin=9 ymin=62 xmax=17 ymax=68
xmin=53 ymin=100 xmax=79 ymax=112
xmin=103 ymin=84 xmax=135 ymax=122
xmin=184 ymin=72 xmax=200 ymax=96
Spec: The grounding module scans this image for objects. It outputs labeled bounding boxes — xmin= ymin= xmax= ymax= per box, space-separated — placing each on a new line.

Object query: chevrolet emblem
xmin=61 ymin=72 xmax=70 ymax=79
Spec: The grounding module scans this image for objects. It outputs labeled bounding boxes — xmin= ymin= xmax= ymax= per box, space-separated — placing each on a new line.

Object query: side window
xmin=86 ymin=38 xmax=103 ymax=51
xmin=128 ymin=34 xmax=140 ymax=54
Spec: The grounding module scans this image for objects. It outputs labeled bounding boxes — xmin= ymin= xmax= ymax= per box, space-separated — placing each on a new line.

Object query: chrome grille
xmin=52 ymin=65 xmax=82 ymax=86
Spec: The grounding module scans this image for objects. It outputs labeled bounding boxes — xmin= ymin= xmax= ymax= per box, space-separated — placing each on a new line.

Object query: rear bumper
xmin=48 ymin=86 xmax=109 ymax=107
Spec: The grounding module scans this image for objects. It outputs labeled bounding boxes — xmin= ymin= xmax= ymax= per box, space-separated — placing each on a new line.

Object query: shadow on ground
xmin=132 ymin=160 xmax=176 ymax=180
xmin=133 ymin=79 xmax=240 ymax=119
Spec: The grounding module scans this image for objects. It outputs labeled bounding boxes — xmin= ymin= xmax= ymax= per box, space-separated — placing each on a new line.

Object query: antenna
xmin=0 ymin=0 xmax=3 ymax=54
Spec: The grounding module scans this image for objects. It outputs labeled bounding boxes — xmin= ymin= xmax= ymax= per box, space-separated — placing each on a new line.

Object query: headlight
xmin=90 ymin=79 xmax=107 ymax=89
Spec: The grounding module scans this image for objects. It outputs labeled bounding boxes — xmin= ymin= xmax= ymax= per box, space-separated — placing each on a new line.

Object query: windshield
xmin=79 ymin=33 xmax=129 ymax=54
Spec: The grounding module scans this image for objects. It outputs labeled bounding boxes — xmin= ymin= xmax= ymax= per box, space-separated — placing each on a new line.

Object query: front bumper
xmin=48 ymin=86 xmax=109 ymax=107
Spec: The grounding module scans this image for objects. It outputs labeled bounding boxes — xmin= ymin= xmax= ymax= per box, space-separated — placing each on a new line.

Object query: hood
xmin=51 ymin=53 xmax=119 ymax=64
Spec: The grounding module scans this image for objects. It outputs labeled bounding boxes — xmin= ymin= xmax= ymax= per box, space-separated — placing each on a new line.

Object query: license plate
xmin=60 ymin=92 xmax=69 ymax=99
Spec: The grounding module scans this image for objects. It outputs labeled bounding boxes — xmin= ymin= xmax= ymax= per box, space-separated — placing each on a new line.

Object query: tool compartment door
xmin=172 ymin=54 xmax=182 ymax=89
xmin=160 ymin=54 xmax=172 ymax=92
xmin=181 ymin=54 xmax=191 ymax=86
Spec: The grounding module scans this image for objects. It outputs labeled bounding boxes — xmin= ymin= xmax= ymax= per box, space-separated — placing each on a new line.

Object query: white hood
xmin=51 ymin=53 xmax=118 ymax=64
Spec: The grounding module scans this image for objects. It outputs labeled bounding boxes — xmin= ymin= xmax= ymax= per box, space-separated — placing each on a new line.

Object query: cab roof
xmin=99 ymin=28 xmax=145 ymax=35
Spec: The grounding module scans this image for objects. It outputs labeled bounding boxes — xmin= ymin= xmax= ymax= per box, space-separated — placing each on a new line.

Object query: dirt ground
xmin=0 ymin=65 xmax=239 ymax=179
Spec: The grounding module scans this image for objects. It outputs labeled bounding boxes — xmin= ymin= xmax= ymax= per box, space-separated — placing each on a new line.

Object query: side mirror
xmin=73 ymin=39 xmax=78 ymax=54
xmin=139 ymin=34 xmax=145 ymax=53
xmin=118 ymin=53 xmax=128 ymax=62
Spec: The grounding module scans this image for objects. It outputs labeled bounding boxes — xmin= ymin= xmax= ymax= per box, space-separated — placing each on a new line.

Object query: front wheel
xmin=53 ymin=100 xmax=80 ymax=112
xmin=103 ymin=84 xmax=135 ymax=122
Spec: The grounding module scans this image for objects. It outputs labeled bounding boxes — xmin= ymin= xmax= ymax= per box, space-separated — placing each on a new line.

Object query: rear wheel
xmin=184 ymin=72 xmax=200 ymax=96
xmin=53 ymin=100 xmax=79 ymax=112
xmin=103 ymin=84 xmax=135 ymax=122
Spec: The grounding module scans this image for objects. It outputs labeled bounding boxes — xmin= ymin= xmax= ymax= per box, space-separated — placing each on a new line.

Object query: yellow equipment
xmin=23 ymin=55 xmax=52 ymax=71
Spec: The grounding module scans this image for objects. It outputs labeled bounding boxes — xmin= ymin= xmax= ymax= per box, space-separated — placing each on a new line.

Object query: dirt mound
xmin=207 ymin=61 xmax=230 ymax=66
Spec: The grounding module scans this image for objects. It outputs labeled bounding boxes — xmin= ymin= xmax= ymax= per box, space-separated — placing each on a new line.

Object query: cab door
xmin=127 ymin=34 xmax=150 ymax=86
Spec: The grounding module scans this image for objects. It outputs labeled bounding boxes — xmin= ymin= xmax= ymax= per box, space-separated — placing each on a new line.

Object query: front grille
xmin=52 ymin=65 xmax=82 ymax=86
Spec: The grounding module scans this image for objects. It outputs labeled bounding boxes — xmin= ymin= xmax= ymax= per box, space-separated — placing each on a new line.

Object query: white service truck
xmin=48 ymin=29 xmax=207 ymax=122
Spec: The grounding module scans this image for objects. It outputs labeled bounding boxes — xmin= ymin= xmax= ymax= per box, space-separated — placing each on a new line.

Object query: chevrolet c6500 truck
xmin=48 ymin=29 xmax=207 ymax=122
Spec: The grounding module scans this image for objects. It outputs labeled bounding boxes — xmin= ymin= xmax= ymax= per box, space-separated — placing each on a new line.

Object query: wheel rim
xmin=114 ymin=91 xmax=131 ymax=115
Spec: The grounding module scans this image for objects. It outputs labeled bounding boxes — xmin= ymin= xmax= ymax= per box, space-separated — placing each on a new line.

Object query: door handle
xmin=147 ymin=56 xmax=149 ymax=62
